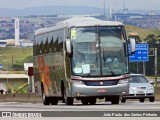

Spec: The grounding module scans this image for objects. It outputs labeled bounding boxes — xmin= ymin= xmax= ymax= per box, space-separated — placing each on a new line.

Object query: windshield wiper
xmin=96 ymin=46 xmax=99 ymax=67
xmin=123 ymin=42 xmax=127 ymax=57
xmin=102 ymin=48 xmax=106 ymax=67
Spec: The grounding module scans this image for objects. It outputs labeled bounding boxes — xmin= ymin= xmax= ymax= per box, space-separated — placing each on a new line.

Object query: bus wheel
xmin=61 ymin=80 xmax=65 ymax=103
xmin=65 ymin=97 xmax=73 ymax=105
xmin=89 ymin=98 xmax=96 ymax=105
xmin=51 ymin=98 xmax=58 ymax=105
xmin=81 ymin=99 xmax=89 ymax=105
xmin=111 ymin=96 xmax=119 ymax=104
xmin=139 ymin=98 xmax=145 ymax=102
xmin=42 ymin=90 xmax=50 ymax=105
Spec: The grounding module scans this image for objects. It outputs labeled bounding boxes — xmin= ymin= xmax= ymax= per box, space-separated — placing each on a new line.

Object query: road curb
xmin=0 ymin=93 xmax=42 ymax=103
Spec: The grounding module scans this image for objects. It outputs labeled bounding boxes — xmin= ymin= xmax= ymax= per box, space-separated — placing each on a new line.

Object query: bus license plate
xmin=97 ymin=89 xmax=106 ymax=93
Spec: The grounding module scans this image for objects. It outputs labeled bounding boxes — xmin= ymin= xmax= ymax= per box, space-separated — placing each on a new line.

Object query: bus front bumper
xmin=71 ymin=83 xmax=129 ymax=98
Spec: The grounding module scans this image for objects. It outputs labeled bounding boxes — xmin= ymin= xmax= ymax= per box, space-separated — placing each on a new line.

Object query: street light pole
xmin=149 ymin=48 xmax=158 ymax=87
xmin=154 ymin=48 xmax=157 ymax=87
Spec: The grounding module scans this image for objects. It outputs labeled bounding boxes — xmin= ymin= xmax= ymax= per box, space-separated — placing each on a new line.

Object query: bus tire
xmin=111 ymin=96 xmax=119 ymax=104
xmin=65 ymin=97 xmax=73 ymax=105
xmin=139 ymin=98 xmax=145 ymax=102
xmin=81 ymin=99 xmax=89 ymax=105
xmin=51 ymin=98 xmax=58 ymax=105
xmin=89 ymin=98 xmax=96 ymax=105
xmin=42 ymin=91 xmax=50 ymax=105
xmin=41 ymin=83 xmax=50 ymax=105
xmin=61 ymin=80 xmax=65 ymax=103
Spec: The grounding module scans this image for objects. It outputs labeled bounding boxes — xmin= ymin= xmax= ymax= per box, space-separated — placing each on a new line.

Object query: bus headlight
xmin=72 ymin=80 xmax=85 ymax=85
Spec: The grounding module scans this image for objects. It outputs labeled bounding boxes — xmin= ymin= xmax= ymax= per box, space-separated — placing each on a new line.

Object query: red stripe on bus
xmin=71 ymin=76 xmax=130 ymax=82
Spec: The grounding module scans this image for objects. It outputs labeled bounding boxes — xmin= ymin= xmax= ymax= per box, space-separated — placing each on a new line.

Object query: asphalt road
xmin=0 ymin=101 xmax=160 ymax=120
xmin=0 ymin=101 xmax=160 ymax=111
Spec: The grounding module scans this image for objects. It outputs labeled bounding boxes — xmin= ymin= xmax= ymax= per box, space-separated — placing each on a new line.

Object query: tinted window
xmin=130 ymin=75 xmax=149 ymax=83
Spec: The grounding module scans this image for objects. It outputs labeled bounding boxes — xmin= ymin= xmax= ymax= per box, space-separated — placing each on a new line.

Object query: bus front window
xmin=71 ymin=26 xmax=128 ymax=77
xmin=99 ymin=27 xmax=127 ymax=75
xmin=71 ymin=27 xmax=101 ymax=76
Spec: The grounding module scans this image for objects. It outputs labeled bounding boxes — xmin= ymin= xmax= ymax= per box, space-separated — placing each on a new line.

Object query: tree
xmin=144 ymin=34 xmax=160 ymax=76
xmin=128 ymin=35 xmax=142 ymax=44
xmin=144 ymin=34 xmax=157 ymax=46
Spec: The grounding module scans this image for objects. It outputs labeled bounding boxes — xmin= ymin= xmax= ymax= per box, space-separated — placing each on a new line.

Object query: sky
xmin=0 ymin=0 xmax=159 ymax=10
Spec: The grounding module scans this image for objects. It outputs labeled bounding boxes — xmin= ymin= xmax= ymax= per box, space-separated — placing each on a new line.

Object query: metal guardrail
xmin=14 ymin=83 xmax=28 ymax=93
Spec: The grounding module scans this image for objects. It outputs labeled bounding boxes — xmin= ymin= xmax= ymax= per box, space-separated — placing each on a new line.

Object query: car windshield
xmin=130 ymin=75 xmax=149 ymax=83
xmin=71 ymin=26 xmax=128 ymax=77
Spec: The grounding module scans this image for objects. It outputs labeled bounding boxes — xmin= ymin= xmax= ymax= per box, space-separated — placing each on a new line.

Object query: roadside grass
xmin=6 ymin=83 xmax=29 ymax=94
xmin=0 ymin=47 xmax=32 ymax=71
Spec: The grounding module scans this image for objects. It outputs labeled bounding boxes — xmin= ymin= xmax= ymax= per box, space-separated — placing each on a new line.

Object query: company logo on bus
xmin=100 ymin=82 xmax=103 ymax=85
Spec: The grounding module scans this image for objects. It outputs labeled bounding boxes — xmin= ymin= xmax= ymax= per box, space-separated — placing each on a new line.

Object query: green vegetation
xmin=14 ymin=83 xmax=29 ymax=93
xmin=0 ymin=47 xmax=33 ymax=71
xmin=6 ymin=83 xmax=29 ymax=93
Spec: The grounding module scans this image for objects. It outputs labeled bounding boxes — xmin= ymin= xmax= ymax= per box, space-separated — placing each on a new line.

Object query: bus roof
xmin=35 ymin=17 xmax=123 ymax=36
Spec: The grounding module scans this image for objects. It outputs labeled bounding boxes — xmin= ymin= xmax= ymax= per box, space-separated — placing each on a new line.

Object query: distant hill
xmin=0 ymin=6 xmax=160 ymax=17
xmin=125 ymin=25 xmax=160 ymax=40
xmin=0 ymin=6 xmax=104 ymax=17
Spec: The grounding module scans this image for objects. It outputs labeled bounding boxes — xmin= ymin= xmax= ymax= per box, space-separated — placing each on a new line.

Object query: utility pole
xmin=137 ymin=62 xmax=138 ymax=74
xmin=11 ymin=54 xmax=14 ymax=71
xmin=103 ymin=0 xmax=106 ymax=17
xmin=143 ymin=61 xmax=145 ymax=76
xmin=114 ymin=0 xmax=117 ymax=20
xmin=154 ymin=48 xmax=157 ymax=86
xmin=149 ymin=48 xmax=157 ymax=87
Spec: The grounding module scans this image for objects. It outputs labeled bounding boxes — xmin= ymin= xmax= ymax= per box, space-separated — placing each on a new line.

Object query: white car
xmin=121 ymin=74 xmax=155 ymax=103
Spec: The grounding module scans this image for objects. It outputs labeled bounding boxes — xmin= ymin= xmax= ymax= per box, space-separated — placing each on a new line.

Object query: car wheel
xmin=139 ymin=98 xmax=145 ymax=102
xmin=121 ymin=98 xmax=126 ymax=103
xmin=149 ymin=97 xmax=155 ymax=102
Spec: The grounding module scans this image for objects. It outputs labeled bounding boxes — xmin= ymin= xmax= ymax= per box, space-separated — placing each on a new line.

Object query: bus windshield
xmin=71 ymin=26 xmax=128 ymax=77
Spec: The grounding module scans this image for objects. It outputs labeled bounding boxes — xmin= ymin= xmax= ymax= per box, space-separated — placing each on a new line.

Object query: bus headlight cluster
xmin=72 ymin=80 xmax=85 ymax=85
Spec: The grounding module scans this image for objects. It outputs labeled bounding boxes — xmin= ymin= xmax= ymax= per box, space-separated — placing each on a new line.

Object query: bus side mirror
xmin=129 ymin=38 xmax=136 ymax=55
xmin=66 ymin=39 xmax=72 ymax=55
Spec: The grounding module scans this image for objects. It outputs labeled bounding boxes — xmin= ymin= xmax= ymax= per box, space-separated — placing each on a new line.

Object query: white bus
xmin=33 ymin=17 xmax=135 ymax=105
